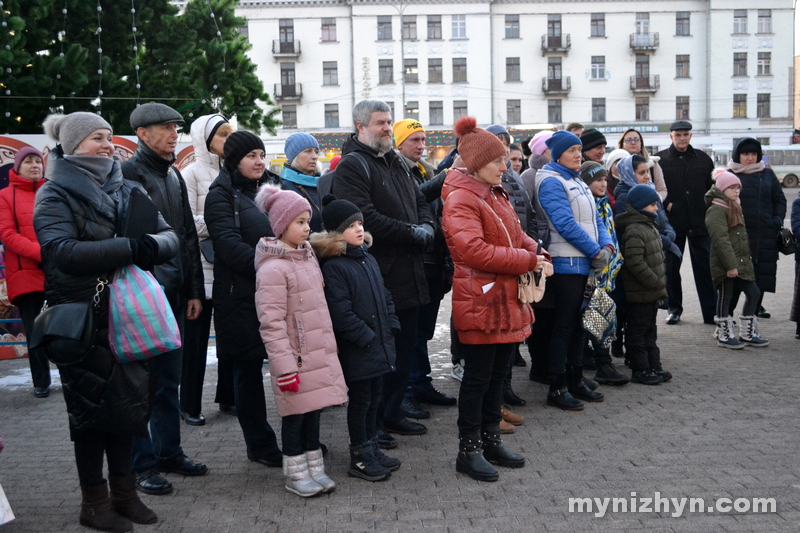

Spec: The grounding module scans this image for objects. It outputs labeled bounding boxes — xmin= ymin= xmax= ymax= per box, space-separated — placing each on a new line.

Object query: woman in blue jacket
xmin=534 ymin=131 xmax=613 ymax=410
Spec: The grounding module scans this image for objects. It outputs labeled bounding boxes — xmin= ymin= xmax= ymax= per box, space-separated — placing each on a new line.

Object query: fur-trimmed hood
xmin=309 ymin=230 xmax=373 ymax=259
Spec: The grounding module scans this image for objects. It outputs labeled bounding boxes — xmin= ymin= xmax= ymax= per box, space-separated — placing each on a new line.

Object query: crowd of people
xmin=1 ymin=98 xmax=796 ymax=531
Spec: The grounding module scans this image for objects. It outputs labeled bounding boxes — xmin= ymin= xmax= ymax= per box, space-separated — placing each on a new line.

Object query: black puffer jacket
xmin=122 ymin=141 xmax=203 ymax=307
xmin=733 ymin=167 xmax=786 ymax=293
xmin=616 ymin=203 xmax=668 ymax=304
xmin=332 ymin=134 xmax=433 ymax=310
xmin=310 ymin=231 xmax=398 ymax=382
xmin=501 ymin=170 xmax=536 ymax=239
xmin=34 ymin=147 xmax=179 ymax=440
xmin=205 ymin=167 xmax=273 ymax=362
xmin=656 ymin=143 xmax=714 ymax=236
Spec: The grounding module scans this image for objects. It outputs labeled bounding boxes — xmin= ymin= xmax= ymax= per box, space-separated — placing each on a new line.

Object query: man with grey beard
xmin=332 ymin=100 xmax=435 ymax=450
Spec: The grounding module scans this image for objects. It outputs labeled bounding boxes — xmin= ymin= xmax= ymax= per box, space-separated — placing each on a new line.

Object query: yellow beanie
xmin=393 ymin=119 xmax=424 ymax=147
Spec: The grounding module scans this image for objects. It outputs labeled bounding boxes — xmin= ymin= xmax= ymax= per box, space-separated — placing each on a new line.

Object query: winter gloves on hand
xmin=278 ymin=372 xmax=300 ymax=393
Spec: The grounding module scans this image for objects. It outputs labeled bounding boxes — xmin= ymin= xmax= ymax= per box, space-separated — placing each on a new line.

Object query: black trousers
xmin=15 ymin=291 xmax=51 ymax=389
xmin=180 ymin=298 xmax=212 ymax=416
xmin=527 ymin=308 xmax=554 ymax=380
xmin=625 ymin=301 xmax=660 ymax=372
xmin=233 ymin=356 xmax=280 ymax=457
xmin=382 ymin=306 xmax=419 ymax=423
xmin=718 ymin=277 xmax=760 ymax=317
xmin=281 ymin=410 xmax=321 ymax=456
xmin=75 ymin=430 xmax=134 ymax=487
xmin=457 ymin=342 xmax=515 ymax=437
xmin=665 ymin=231 xmax=716 ymax=322
xmin=548 ymin=274 xmax=588 ymax=376
xmin=345 ymin=376 xmax=383 ymax=446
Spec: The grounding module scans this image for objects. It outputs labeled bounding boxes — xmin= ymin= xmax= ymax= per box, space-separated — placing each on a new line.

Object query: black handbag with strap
xmin=777 ymin=227 xmax=797 ymax=256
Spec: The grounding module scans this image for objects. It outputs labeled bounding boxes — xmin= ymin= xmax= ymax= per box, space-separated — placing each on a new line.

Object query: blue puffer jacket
xmin=536 ymin=163 xmax=613 ymax=275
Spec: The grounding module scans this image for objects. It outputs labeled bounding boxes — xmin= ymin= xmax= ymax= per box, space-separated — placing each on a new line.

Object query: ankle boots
xmin=305 ymin=448 xmax=336 ymax=493
xmin=547 ymin=374 xmax=584 ymax=411
xmin=79 ymin=481 xmax=133 ymax=532
xmin=481 ymin=431 xmax=525 ymax=468
xmin=456 ymin=436 xmax=498 ymax=482
xmin=283 ymin=454 xmax=325 ymax=497
xmin=567 ymin=365 xmax=604 ymax=402
xmin=108 ymin=475 xmax=157 ymax=524
xmin=349 ymin=442 xmax=391 ymax=482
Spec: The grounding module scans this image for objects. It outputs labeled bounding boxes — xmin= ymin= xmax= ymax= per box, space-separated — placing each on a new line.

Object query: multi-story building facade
xmin=224 ymin=0 xmax=795 ymax=152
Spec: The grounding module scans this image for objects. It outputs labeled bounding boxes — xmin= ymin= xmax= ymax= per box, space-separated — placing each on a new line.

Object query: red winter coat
xmin=442 ymin=168 xmax=546 ymax=344
xmin=0 ymin=170 xmax=45 ymax=303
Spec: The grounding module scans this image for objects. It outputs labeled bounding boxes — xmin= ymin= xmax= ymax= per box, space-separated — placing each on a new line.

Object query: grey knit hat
xmin=130 ymin=102 xmax=185 ymax=131
xmin=43 ymin=112 xmax=113 ymax=156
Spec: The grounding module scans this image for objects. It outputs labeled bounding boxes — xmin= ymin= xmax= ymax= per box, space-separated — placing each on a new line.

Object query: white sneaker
xmin=450 ymin=362 xmax=464 ymax=382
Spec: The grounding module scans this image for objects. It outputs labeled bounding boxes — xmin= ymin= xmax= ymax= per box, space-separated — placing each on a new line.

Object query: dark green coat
xmin=704 ymin=186 xmax=755 ymax=288
xmin=616 ymin=203 xmax=668 ymax=303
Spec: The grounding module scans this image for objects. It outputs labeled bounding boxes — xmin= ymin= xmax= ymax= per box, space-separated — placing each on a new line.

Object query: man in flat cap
xmin=656 ymin=120 xmax=716 ymax=325
xmin=122 ymin=102 xmax=207 ymax=495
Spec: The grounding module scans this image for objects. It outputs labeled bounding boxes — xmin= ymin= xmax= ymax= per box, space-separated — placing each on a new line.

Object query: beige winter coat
xmin=254 ymin=237 xmax=347 ymax=417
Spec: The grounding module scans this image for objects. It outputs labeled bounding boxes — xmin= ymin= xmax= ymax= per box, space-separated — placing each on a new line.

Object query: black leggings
xmin=346 ymin=376 xmax=383 ymax=446
xmin=717 ymin=277 xmax=760 ymax=318
xmin=281 ymin=410 xmax=321 ymax=457
xmin=74 ymin=430 xmax=135 ymax=487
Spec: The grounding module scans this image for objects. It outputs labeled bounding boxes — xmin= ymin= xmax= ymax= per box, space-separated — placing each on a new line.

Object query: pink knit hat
xmin=530 ymin=131 xmax=554 ymax=156
xmin=713 ymin=168 xmax=741 ymax=192
xmin=14 ymin=146 xmax=44 ymax=174
xmin=255 ymin=184 xmax=312 ymax=239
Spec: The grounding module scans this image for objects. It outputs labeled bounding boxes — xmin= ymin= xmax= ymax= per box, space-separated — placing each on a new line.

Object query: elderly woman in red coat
xmin=0 ymin=147 xmax=50 ymax=398
xmin=442 ymin=117 xmax=550 ymax=482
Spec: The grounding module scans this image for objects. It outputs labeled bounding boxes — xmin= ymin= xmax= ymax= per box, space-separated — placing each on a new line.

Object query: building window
xmin=404 ymin=101 xmax=419 ymax=121
xmin=240 ymin=23 xmax=249 ymax=40
xmin=404 ymin=59 xmax=418 ymax=83
xmin=428 ymin=58 xmax=443 ymax=83
xmin=676 ymin=12 xmax=690 ymax=35
xmin=592 ymin=98 xmax=606 ymax=122
xmin=591 ymin=56 xmax=605 ymax=79
xmin=386 ymin=101 xmax=395 ymax=119
xmin=757 ymin=52 xmax=771 ymax=75
xmin=429 ymin=101 xmax=443 ymax=125
xmin=322 ymin=61 xmax=338 ymax=86
xmin=547 ymin=14 xmax=561 ymax=37
xmin=733 ymin=94 xmax=747 ymax=117
xmin=282 ymin=105 xmax=297 ymax=128
xmin=676 ymin=96 xmax=690 ymax=120
xmin=757 ymin=94 xmax=771 ymax=118
xmin=733 ymin=53 xmax=748 ymax=77
xmin=453 ymin=100 xmax=468 ymax=120
xmin=547 ymin=100 xmax=561 ymax=123
xmin=757 ymin=10 xmax=772 ymax=33
xmin=427 ymin=15 xmax=442 ymax=40
xmin=402 ymin=15 xmax=417 ymax=40
xmin=506 ymin=57 xmax=520 ymax=82
xmin=321 ymin=18 xmax=336 ymax=42
xmin=379 ymin=59 xmax=393 ymax=84
xmin=733 ymin=10 xmax=747 ymax=34
xmin=279 ymin=19 xmax=294 ymax=44
xmin=507 ymin=99 xmax=521 ymax=124
xmin=280 ymin=63 xmax=296 ymax=91
xmin=591 ymin=13 xmax=605 ymax=37
xmin=635 ymin=13 xmax=650 ymax=35
xmin=452 ymin=58 xmax=467 ymax=82
xmin=756 ymin=137 xmax=770 ymax=145
xmin=378 ymin=15 xmax=392 ymax=41
xmin=324 ymin=104 xmax=339 ymax=128
xmin=452 ymin=15 xmax=466 ymax=39
xmin=505 ymin=15 xmax=519 ymax=39
xmin=635 ymin=97 xmax=649 ymax=121
xmin=676 ymin=55 xmax=690 ymax=78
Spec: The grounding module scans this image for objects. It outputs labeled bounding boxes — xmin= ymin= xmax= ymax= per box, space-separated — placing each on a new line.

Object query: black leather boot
xmin=547 ymin=374 xmax=584 ymax=411
xmin=481 ymin=430 xmax=525 ymax=468
xmin=567 ymin=365 xmax=604 ymax=402
xmin=503 ymin=370 xmax=526 ymax=406
xmin=456 ymin=435 xmax=498 ymax=482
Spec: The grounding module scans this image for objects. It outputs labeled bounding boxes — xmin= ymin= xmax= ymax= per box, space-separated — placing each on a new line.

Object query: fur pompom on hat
xmin=224 ymin=131 xmax=265 ymax=173
xmin=256 ymin=184 xmax=312 ymax=239
xmin=43 ymin=112 xmax=113 ymax=156
xmin=321 ymin=194 xmax=363 ymax=234
xmin=453 ymin=116 xmax=508 ymax=174
xmin=713 ymin=168 xmax=741 ymax=192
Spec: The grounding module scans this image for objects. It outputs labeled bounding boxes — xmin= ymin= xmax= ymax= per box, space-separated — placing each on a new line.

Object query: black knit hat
xmin=223 ymin=131 xmax=264 ymax=172
xmin=321 ymin=195 xmax=363 ymax=233
xmin=580 ymin=128 xmax=607 ymax=152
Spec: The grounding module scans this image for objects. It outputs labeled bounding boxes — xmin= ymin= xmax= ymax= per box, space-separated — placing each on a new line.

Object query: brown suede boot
xmin=109 ymin=474 xmax=158 ymax=524
xmin=79 ymin=481 xmax=133 ymax=532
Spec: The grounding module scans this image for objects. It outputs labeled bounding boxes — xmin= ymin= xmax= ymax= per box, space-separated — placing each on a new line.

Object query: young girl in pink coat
xmin=254 ymin=184 xmax=347 ymax=498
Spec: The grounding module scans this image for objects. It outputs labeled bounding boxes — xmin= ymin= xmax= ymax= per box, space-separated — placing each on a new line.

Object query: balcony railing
xmin=541 ymin=34 xmax=571 ymax=55
xmin=629 ymin=33 xmax=659 ymax=51
xmin=542 ymin=76 xmax=571 ymax=95
xmin=274 ymin=83 xmax=303 ymax=100
xmin=272 ymin=39 xmax=301 ymax=57
xmin=630 ymin=75 xmax=660 ymax=93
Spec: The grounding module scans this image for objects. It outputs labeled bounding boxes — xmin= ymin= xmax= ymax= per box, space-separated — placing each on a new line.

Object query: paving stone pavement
xmin=2 ymin=198 xmax=800 ymax=532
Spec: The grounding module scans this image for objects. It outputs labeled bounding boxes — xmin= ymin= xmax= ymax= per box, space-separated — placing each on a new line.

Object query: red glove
xmin=278 ymin=372 xmax=300 ymax=393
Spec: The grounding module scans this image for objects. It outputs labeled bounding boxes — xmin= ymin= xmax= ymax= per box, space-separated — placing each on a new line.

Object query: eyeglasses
xmin=624 ymin=138 xmax=641 ymax=144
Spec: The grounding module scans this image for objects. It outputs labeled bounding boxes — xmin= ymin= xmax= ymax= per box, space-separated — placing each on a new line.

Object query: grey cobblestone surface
xmin=1 ymin=195 xmax=799 ymax=532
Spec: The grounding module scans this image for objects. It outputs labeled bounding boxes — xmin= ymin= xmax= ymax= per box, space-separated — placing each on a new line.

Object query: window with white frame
xmin=676 ymin=12 xmax=690 ymax=35
xmin=505 ymin=15 xmax=519 ymax=39
xmin=757 ymin=10 xmax=772 ymax=33
xmin=591 ymin=13 xmax=605 ymax=37
xmin=733 ymin=10 xmax=748 ymax=34
xmin=402 ymin=15 xmax=417 ymax=40
xmin=591 ymin=56 xmax=605 ymax=79
xmin=757 ymin=52 xmax=771 ymax=75
xmin=733 ymin=94 xmax=747 ymax=117
xmin=452 ymin=15 xmax=466 ymax=39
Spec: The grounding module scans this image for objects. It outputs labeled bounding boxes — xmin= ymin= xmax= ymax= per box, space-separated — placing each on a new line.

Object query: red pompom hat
xmin=454 ymin=116 xmax=508 ymax=174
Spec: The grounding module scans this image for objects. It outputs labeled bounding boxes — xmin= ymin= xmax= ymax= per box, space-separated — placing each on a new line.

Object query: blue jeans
xmin=133 ymin=310 xmax=185 ymax=471
xmin=408 ymin=264 xmax=445 ymax=396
